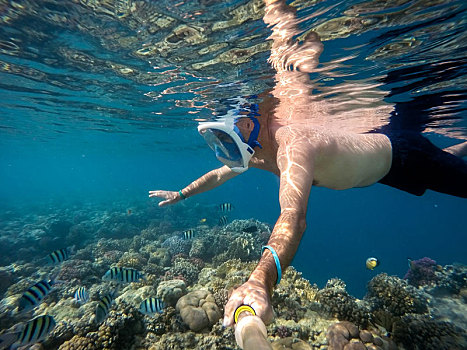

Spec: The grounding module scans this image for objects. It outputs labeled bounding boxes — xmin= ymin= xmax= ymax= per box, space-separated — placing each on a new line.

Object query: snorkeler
xmin=149 ymin=0 xmax=467 ymax=329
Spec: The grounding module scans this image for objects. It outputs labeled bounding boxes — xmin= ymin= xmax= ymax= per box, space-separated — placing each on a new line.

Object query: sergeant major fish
xmin=139 ymin=297 xmax=165 ymax=315
xmin=219 ymin=203 xmax=234 ymax=212
xmin=102 ymin=267 xmax=144 ymax=283
xmin=218 ymin=215 xmax=228 ymax=226
xmin=183 ymin=229 xmax=196 ymax=240
xmin=0 ymin=315 xmax=56 ymax=350
xmin=74 ymin=287 xmax=90 ymax=304
xmin=18 ymin=279 xmax=56 ymax=312
xmin=46 ymin=246 xmax=75 ymax=264
xmin=95 ymin=290 xmax=117 ymax=324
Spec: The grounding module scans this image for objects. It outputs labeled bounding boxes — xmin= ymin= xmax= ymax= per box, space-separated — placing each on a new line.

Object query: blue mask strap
xmin=233 ymin=117 xmax=262 ymax=149
xmin=246 ymin=115 xmax=262 ymax=149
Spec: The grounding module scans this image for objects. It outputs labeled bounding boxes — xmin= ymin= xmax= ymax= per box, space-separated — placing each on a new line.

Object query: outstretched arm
xmin=223 ymin=132 xmax=314 ymax=326
xmin=149 ymin=165 xmax=239 ymax=206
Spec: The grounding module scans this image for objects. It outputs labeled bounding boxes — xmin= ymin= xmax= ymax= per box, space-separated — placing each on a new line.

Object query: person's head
xmin=198 ymin=115 xmax=262 ymax=173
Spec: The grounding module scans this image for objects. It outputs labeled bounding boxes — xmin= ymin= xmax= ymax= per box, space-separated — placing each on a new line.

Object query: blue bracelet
xmin=261 ymin=245 xmax=282 ymax=285
xmin=178 ymin=190 xmax=186 ymax=200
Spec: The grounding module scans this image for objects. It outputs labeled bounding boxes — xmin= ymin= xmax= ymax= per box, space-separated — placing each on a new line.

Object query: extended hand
xmin=223 ymin=279 xmax=274 ymax=328
xmin=148 ymin=190 xmax=181 ymax=207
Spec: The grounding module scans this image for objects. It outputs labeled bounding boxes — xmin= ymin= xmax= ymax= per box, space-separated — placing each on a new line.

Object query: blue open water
xmin=0 ymin=0 xmax=466 ymax=299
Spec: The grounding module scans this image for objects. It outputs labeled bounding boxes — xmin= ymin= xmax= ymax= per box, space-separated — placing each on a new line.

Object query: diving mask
xmin=198 ymin=116 xmax=261 ymax=173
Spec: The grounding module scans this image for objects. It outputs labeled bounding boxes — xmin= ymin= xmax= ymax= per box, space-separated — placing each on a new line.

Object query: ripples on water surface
xmin=0 ymin=0 xmax=466 ymax=147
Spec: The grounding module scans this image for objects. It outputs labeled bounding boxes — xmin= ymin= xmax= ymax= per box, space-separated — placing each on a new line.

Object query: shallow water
xmin=0 ymin=0 xmax=466 ymax=338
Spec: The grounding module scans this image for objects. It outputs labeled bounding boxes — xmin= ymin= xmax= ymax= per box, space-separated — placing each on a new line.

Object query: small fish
xmin=366 ymin=257 xmax=379 ymax=270
xmin=127 ymin=209 xmax=132 ymax=215
xmin=183 ymin=229 xmax=196 ymax=240
xmin=219 ymin=203 xmax=234 ymax=212
xmin=46 ymin=246 xmax=75 ymax=264
xmin=218 ymin=215 xmax=228 ymax=226
xmin=0 ymin=315 xmax=56 ymax=349
xmin=95 ymin=291 xmax=116 ymax=324
xmin=407 ymin=258 xmax=415 ymax=269
xmin=102 ymin=267 xmax=144 ymax=283
xmin=139 ymin=297 xmax=165 ymax=315
xmin=199 ymin=218 xmax=207 ymax=223
xmin=18 ymin=279 xmax=55 ymax=312
xmin=74 ymin=287 xmax=90 ymax=303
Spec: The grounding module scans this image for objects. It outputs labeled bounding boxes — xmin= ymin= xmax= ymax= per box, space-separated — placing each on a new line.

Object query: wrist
xmin=249 ymin=264 xmax=276 ymax=294
xmin=178 ymin=190 xmax=187 ymax=200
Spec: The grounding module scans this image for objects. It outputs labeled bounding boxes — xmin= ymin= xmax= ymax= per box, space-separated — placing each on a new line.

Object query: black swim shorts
xmin=377 ymin=131 xmax=467 ymax=198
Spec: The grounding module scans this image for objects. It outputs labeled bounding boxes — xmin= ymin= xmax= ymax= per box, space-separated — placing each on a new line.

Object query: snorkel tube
xmin=234 ymin=305 xmax=272 ymax=350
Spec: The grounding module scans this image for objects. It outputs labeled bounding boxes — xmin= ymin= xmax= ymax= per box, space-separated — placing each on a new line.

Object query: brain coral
xmin=175 ymin=290 xmax=222 ymax=332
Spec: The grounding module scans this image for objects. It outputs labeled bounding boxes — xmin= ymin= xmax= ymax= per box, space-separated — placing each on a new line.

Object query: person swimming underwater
xmin=149 ymin=0 xmax=467 ymax=328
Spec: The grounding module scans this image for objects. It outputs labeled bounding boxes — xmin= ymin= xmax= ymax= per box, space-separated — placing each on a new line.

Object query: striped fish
xmin=0 ymin=315 xmax=56 ymax=349
xmin=183 ymin=229 xmax=196 ymax=240
xmin=95 ymin=292 xmax=116 ymax=324
xmin=46 ymin=246 xmax=74 ymax=264
xmin=102 ymin=267 xmax=143 ymax=283
xmin=18 ymin=279 xmax=54 ymax=312
xmin=139 ymin=297 xmax=165 ymax=315
xmin=218 ymin=215 xmax=228 ymax=226
xmin=219 ymin=203 xmax=234 ymax=212
xmin=74 ymin=287 xmax=90 ymax=303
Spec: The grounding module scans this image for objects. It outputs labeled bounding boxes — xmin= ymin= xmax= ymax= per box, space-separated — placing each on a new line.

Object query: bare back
xmin=281 ymin=125 xmax=392 ymax=189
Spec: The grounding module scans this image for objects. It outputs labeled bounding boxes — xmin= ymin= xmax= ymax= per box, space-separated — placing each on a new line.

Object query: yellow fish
xmin=199 ymin=218 xmax=207 ymax=223
xmin=366 ymin=257 xmax=379 ymax=270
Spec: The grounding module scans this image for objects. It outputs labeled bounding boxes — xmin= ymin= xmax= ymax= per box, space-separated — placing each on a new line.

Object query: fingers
xmin=223 ymin=288 xmax=247 ymax=327
xmin=148 ymin=190 xmax=164 ymax=198
xmin=158 ymin=200 xmax=169 ymax=207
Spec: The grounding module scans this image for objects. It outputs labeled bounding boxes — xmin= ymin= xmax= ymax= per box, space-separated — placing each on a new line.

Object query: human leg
xmin=443 ymin=141 xmax=467 ymax=158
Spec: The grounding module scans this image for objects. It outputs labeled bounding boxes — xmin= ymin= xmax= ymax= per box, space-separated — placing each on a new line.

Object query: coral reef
xmin=175 ymin=290 xmax=222 ymax=332
xmin=157 ymin=279 xmax=187 ymax=307
xmin=1 ymin=201 xmax=465 ymax=350
xmin=316 ymin=278 xmax=370 ymax=327
xmin=326 ymin=321 xmax=397 ymax=350
xmin=161 ymin=236 xmax=191 ymax=256
xmin=404 ymin=257 xmax=439 ymax=287
xmin=366 ymin=273 xmax=428 ymax=316
xmin=392 ymin=315 xmax=466 ymax=350
xmin=164 ymin=256 xmax=202 ymax=286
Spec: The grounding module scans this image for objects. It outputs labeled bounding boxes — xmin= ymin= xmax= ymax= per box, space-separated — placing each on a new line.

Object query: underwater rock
xmin=157 ymin=279 xmax=187 ymax=306
xmin=271 ymin=337 xmax=313 ymax=350
xmin=176 ymin=290 xmax=222 ymax=332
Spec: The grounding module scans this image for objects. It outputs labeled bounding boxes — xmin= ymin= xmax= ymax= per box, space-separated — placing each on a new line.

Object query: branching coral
xmin=392 ymin=315 xmax=467 ymax=350
xmin=366 ymin=273 xmax=428 ymax=316
xmin=316 ymin=278 xmax=370 ymax=327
